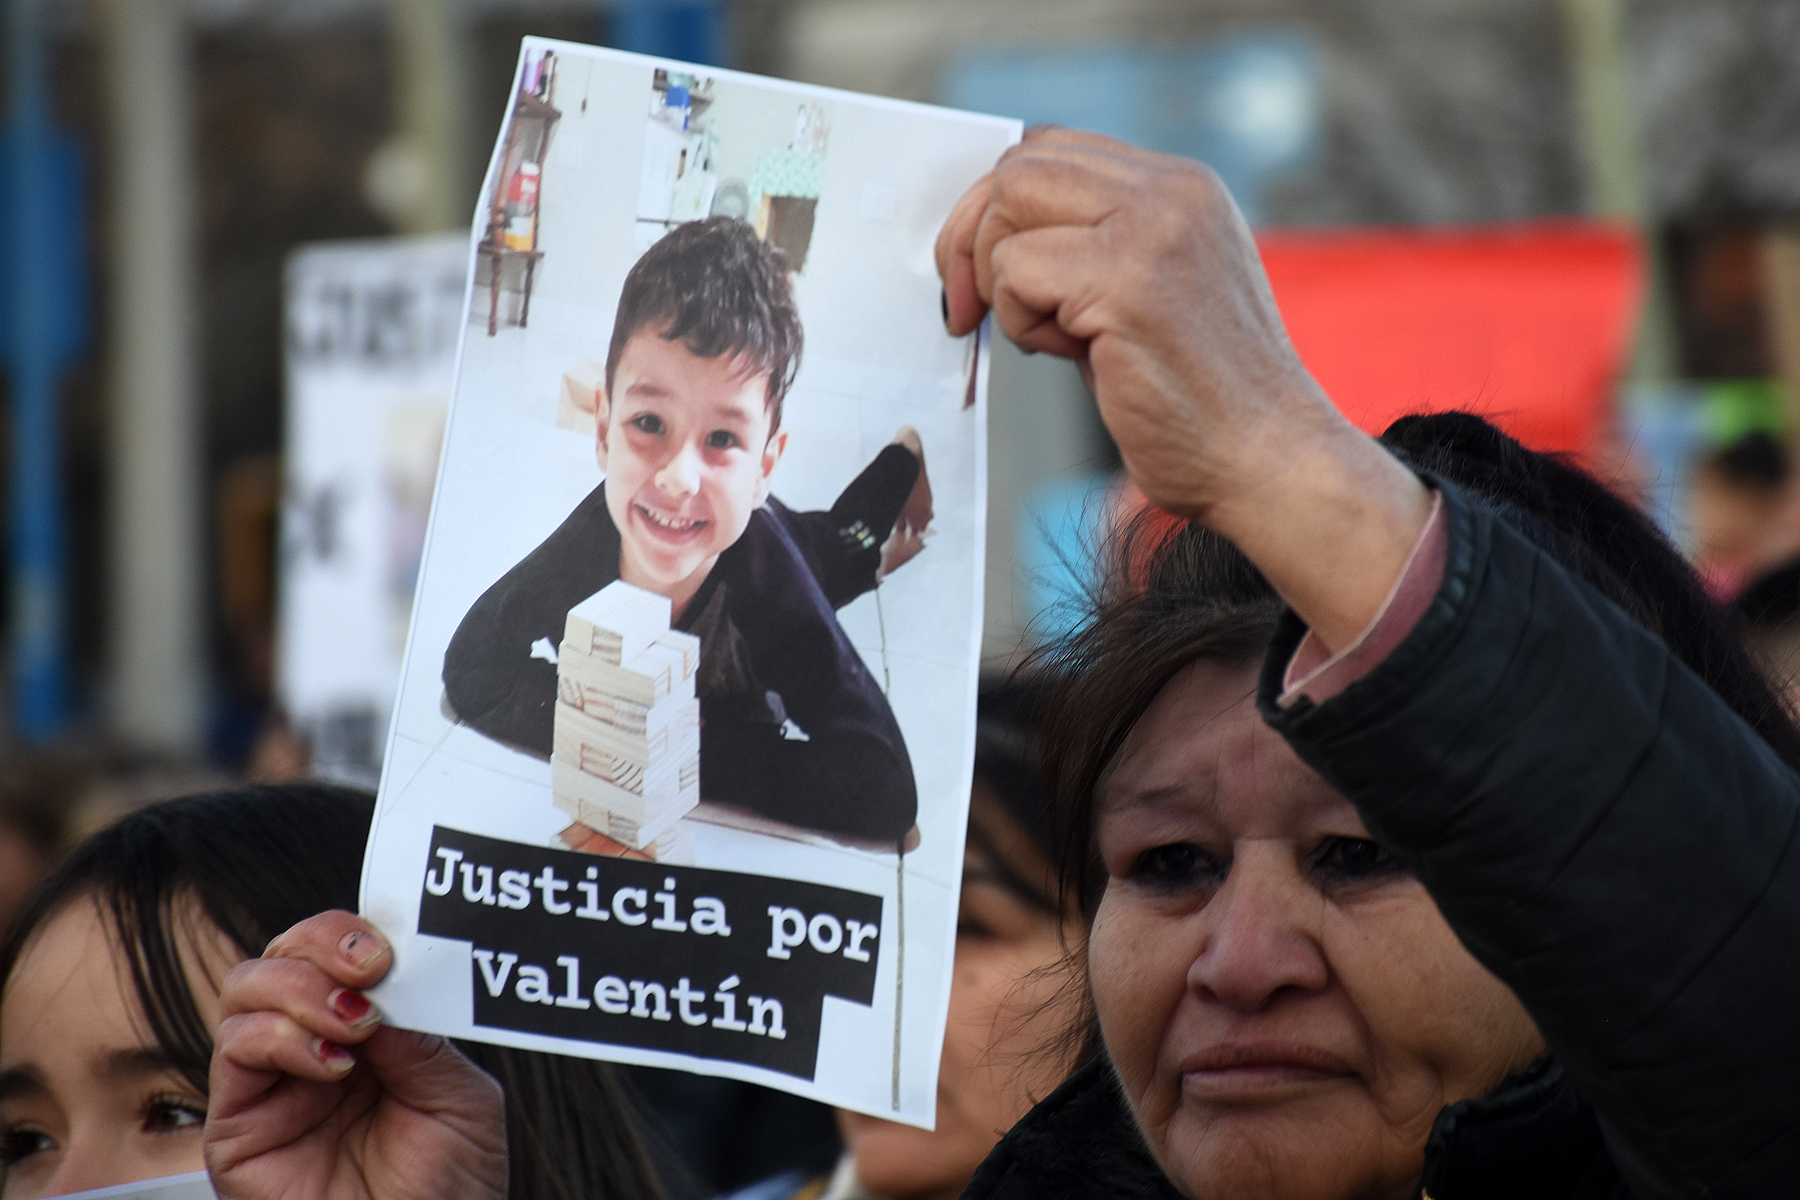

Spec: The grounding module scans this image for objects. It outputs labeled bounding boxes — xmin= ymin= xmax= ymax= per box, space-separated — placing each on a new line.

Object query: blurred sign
xmin=944 ymin=37 xmax=1318 ymax=221
xmin=1258 ymin=220 xmax=1644 ymax=456
xmin=277 ymin=235 xmax=465 ymax=785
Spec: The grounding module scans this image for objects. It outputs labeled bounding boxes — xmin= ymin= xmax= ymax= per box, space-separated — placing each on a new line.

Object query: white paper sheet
xmin=360 ymin=36 xmax=1018 ymax=1127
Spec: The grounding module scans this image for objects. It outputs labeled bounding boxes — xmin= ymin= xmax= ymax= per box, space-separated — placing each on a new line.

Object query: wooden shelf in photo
xmin=476 ymin=243 xmax=547 ymax=335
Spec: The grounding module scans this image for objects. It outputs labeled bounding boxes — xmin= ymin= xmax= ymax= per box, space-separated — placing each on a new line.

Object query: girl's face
xmin=836 ymin=793 xmax=1074 ymax=1200
xmin=0 ymin=898 xmax=234 ymax=1197
xmin=1089 ymin=660 xmax=1545 ymax=1200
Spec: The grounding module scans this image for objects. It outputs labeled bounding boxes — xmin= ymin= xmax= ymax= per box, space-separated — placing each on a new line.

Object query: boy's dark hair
xmin=605 ymin=216 xmax=803 ymax=434
xmin=0 ymin=783 xmax=667 ymax=1200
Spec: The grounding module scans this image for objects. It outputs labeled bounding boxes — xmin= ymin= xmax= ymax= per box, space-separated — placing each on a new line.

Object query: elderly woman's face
xmin=1089 ymin=660 xmax=1544 ymax=1200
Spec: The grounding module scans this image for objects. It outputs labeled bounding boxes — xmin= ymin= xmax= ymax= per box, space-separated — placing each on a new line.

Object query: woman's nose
xmin=1186 ymin=844 xmax=1329 ymax=1012
xmin=654 ymin=442 xmax=702 ymax=496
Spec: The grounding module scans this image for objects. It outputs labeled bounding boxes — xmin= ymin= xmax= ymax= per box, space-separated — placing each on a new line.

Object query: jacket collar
xmin=964 ymin=1056 xmax=1616 ymax=1200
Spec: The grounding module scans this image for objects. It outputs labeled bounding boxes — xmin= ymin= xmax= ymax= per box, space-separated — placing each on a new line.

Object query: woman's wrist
xmin=1203 ymin=408 xmax=1432 ymax=652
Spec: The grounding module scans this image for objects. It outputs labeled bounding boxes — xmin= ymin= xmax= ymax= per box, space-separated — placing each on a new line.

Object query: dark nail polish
xmin=940 ymin=289 xmax=950 ymax=331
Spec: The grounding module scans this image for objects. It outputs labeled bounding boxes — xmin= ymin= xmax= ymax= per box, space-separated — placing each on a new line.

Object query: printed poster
xmin=360 ymin=37 xmax=1019 ymax=1125
xmin=279 ymin=235 xmax=465 ymax=785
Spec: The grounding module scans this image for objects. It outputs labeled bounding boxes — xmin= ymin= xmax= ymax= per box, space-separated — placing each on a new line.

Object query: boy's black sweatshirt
xmin=443 ymin=446 xmax=919 ymax=843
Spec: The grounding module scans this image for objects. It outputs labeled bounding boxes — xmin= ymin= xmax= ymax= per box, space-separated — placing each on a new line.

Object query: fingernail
xmin=314 ymin=1038 xmax=355 ymax=1072
xmin=329 ymin=987 xmax=381 ymax=1028
xmin=941 ymin=288 xmax=951 ymax=333
xmin=339 ymin=929 xmax=387 ymax=968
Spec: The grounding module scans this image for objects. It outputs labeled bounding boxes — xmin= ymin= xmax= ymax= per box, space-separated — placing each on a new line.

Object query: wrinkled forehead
xmin=1099 ymin=658 xmax=1352 ymax=836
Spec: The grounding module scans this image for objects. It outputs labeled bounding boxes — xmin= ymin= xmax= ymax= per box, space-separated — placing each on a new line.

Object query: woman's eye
xmin=1310 ymin=836 xmax=1406 ymax=884
xmin=1128 ymin=843 xmax=1222 ymax=892
xmin=0 ymin=1126 xmax=55 ymax=1166
xmin=142 ymin=1096 xmax=206 ymax=1134
xmin=628 ymin=413 xmax=666 ymax=435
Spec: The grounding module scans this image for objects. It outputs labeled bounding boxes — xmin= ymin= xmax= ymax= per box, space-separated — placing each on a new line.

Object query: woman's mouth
xmin=1179 ymin=1043 xmax=1356 ymax=1100
xmin=635 ymin=502 xmax=708 ymax=542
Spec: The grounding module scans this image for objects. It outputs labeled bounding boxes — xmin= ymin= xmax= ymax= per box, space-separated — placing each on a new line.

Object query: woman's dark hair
xmin=604 ymin=215 xmax=803 ymax=431
xmin=0 ymin=782 xmax=665 ymax=1200
xmin=1033 ymin=410 xmax=1800 ymax=922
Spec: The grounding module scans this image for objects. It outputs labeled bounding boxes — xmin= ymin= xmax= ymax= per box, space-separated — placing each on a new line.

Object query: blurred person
xmin=205 ymin=127 xmax=1800 ymax=1198
xmin=1690 ymin=429 xmax=1790 ymax=598
xmin=1734 ymin=557 xmax=1800 ymax=703
xmin=0 ymin=783 xmax=665 ymax=1200
xmin=779 ymin=683 xmax=1079 ymax=1200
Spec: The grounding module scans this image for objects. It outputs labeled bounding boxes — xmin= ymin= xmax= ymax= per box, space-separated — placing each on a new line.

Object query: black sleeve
xmin=1258 ymin=481 xmax=1800 ymax=1199
xmin=442 ymin=488 xmax=616 ymax=758
xmin=693 ymin=513 xmax=918 ymax=844
xmin=777 ymin=444 xmax=920 ymax=609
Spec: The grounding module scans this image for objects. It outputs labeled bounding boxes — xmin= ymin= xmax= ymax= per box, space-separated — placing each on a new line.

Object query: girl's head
xmin=0 ymin=784 xmax=663 ymax=1200
xmin=1034 ymin=412 xmax=1795 ymax=1199
xmin=836 ymin=683 xmax=1079 ymax=1200
xmin=0 ymin=783 xmax=372 ymax=1196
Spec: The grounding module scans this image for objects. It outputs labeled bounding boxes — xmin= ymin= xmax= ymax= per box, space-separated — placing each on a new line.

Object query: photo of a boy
xmin=444 ymin=217 xmax=926 ymax=845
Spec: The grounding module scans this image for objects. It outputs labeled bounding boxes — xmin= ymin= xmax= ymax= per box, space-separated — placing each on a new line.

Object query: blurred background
xmin=0 ymin=0 xmax=1794 ymax=902
xmin=0 ymin=0 xmax=1787 ymax=770
xmin=0 ymin=0 xmax=1797 ymax=1193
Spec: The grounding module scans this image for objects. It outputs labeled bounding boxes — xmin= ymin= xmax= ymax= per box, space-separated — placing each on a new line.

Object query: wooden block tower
xmin=553 ymin=581 xmax=701 ymax=857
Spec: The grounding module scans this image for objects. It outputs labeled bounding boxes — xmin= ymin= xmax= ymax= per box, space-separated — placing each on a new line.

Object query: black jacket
xmin=442 ymin=447 xmax=920 ymax=842
xmin=972 ymin=481 xmax=1800 ymax=1199
xmin=967 ymin=1056 xmax=1625 ymax=1200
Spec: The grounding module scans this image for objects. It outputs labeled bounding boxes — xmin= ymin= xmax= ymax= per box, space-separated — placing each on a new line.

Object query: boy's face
xmin=598 ymin=328 xmax=787 ymax=602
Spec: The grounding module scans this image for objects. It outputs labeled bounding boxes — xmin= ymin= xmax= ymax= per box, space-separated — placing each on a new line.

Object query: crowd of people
xmin=3 ymin=127 xmax=1798 ymax=1200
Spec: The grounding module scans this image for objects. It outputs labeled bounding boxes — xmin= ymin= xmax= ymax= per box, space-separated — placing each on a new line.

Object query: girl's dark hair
xmin=0 ymin=782 xmax=665 ymax=1200
xmin=1034 ymin=410 xmax=1800 ymax=921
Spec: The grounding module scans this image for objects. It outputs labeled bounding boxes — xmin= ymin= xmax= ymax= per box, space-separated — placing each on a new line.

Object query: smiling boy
xmin=444 ymin=217 xmax=922 ymax=844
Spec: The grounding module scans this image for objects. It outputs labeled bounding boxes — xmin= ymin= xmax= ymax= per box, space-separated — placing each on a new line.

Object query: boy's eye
xmin=142 ymin=1095 xmax=206 ymax=1134
xmin=1309 ymin=836 xmax=1406 ymax=885
xmin=1128 ymin=842 xmax=1224 ymax=893
xmin=0 ymin=1126 xmax=55 ymax=1166
xmin=628 ymin=413 xmax=667 ymax=435
xmin=704 ymin=429 xmax=740 ymax=451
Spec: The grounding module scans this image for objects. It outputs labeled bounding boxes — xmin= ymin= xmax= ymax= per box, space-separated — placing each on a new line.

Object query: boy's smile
xmin=599 ymin=328 xmax=788 ymax=619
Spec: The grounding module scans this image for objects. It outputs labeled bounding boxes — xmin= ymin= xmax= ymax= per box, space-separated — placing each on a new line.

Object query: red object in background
xmin=1255 ymin=221 xmax=1645 ymax=457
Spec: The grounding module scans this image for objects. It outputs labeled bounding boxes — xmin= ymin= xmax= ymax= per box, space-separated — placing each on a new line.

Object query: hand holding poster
xmin=362 ymin=38 xmax=1018 ymax=1124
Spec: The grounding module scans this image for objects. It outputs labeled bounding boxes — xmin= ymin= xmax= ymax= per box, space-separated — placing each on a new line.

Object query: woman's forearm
xmin=937 ymin=129 xmax=1431 ymax=647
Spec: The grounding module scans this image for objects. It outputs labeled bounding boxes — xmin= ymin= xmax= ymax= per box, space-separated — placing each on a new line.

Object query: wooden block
xmin=557 ymin=639 xmax=692 ymax=708
xmin=552 ymin=758 xmax=699 ymax=829
xmin=563 ymin=581 xmax=671 ymax=665
xmin=551 ymin=698 xmax=697 ymax=765
xmin=653 ymin=629 xmax=700 ymax=684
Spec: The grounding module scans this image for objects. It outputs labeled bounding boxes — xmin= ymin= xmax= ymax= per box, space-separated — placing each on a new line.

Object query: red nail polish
xmin=330 ymin=987 xmax=374 ymax=1024
xmin=315 ymin=1038 xmax=354 ymax=1069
